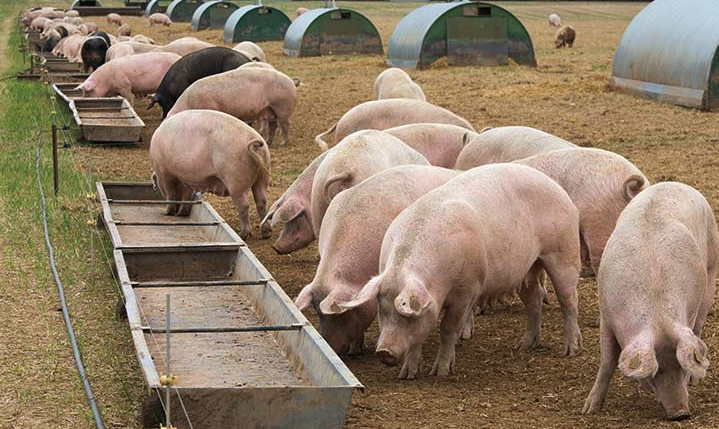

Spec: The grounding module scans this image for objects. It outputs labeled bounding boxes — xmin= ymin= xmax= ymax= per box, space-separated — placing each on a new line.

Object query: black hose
xmin=35 ymin=133 xmax=105 ymax=429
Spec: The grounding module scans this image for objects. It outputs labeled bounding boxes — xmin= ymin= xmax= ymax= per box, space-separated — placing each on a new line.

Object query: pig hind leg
xmin=278 ymin=118 xmax=291 ymax=146
xmin=540 ymin=253 xmax=582 ymax=357
xmin=516 ymin=262 xmax=545 ymax=352
xmin=582 ymin=322 xmax=619 ymax=414
xmin=177 ymin=185 xmax=195 ymax=216
xmin=161 ymin=176 xmax=183 ymax=216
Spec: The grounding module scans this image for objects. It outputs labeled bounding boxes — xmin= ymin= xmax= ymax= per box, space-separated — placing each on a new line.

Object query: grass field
xmin=2 ymin=1 xmax=719 ymax=428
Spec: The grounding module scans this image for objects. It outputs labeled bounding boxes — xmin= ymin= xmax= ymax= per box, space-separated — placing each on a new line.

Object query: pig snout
xmin=376 ymin=349 xmax=399 ymax=367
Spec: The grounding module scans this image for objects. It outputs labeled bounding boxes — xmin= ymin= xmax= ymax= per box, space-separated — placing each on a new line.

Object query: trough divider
xmin=141 ymin=324 xmax=305 ymax=334
xmin=111 ymin=220 xmax=222 ymax=226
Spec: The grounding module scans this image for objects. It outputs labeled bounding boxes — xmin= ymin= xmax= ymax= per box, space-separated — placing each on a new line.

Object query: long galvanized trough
xmin=52 ymin=83 xmax=145 ymax=144
xmin=97 ymin=182 xmax=362 ymax=429
xmin=17 ymin=54 xmax=89 ymax=80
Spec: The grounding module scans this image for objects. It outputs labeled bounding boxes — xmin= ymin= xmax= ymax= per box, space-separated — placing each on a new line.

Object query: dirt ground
xmin=67 ymin=2 xmax=719 ymax=428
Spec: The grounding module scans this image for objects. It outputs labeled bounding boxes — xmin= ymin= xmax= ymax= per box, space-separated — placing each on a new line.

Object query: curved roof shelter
xmin=145 ymin=0 xmax=169 ymax=17
xmin=223 ymin=4 xmax=291 ymax=43
xmin=166 ymin=0 xmax=205 ymax=22
xmin=611 ymin=0 xmax=719 ymax=110
xmin=191 ymin=1 xmax=238 ymax=30
xmin=387 ymin=1 xmax=535 ymax=70
xmin=283 ymin=8 xmax=383 ymax=57
xmin=70 ymin=0 xmax=103 ymax=8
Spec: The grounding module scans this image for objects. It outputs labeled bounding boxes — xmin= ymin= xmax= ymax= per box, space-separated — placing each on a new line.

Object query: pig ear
xmin=319 ymin=288 xmax=354 ymax=315
xmin=618 ymin=337 xmax=658 ymax=380
xmin=294 ymin=283 xmax=314 ymax=312
xmin=462 ymin=132 xmax=475 ymax=146
xmin=676 ymin=328 xmax=710 ymax=380
xmin=273 ymin=199 xmax=303 ymax=226
xmin=394 ymin=278 xmax=432 ymax=318
xmin=335 ymin=277 xmax=382 ymax=313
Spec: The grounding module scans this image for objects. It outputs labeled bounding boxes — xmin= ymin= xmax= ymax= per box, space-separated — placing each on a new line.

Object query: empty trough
xmin=97 ymin=182 xmax=362 ymax=428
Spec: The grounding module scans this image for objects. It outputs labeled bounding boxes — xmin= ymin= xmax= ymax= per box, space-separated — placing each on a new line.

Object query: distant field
xmin=3 ymin=2 xmax=719 ymax=428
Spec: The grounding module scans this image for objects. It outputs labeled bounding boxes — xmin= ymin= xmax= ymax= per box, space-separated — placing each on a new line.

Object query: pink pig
xmin=295 ymin=165 xmax=459 ymax=355
xmin=583 ymin=182 xmax=718 ymax=420
xmin=149 ymin=13 xmax=172 ymax=26
xmin=75 ymin=52 xmax=180 ymax=104
xmin=335 ymin=164 xmax=582 ymax=379
xmin=383 ymin=123 xmax=478 ymax=168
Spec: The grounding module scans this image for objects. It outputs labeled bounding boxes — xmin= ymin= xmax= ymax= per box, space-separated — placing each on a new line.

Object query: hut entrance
xmin=320 ymin=11 xmax=361 ymax=55
xmin=447 ymin=15 xmax=508 ymax=66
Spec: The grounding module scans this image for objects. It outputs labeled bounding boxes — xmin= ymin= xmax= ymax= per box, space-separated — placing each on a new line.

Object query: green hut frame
xmin=166 ymin=0 xmax=205 ymax=22
xmin=191 ymin=1 xmax=238 ymax=31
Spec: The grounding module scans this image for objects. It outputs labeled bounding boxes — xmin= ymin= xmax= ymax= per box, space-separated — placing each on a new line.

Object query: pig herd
xmin=22 ymin=6 xmax=718 ymax=422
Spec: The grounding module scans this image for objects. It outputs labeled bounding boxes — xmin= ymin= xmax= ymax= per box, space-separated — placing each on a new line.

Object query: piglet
xmin=106 ymin=13 xmax=122 ymax=26
xmin=150 ymin=110 xmax=271 ymax=239
xmin=336 ymin=164 xmax=582 ymax=379
xmin=583 ymin=182 xmax=718 ymax=420
xmin=296 ymin=165 xmax=459 ymax=355
xmin=76 ymin=52 xmax=180 ymax=104
xmin=149 ymin=13 xmax=172 ymax=26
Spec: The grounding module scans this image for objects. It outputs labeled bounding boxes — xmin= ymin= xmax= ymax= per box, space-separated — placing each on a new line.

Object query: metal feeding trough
xmin=144 ymin=0 xmax=170 ymax=16
xmin=387 ymin=1 xmax=536 ymax=69
xmin=52 ymin=83 xmax=145 ymax=144
xmin=166 ymin=0 xmax=205 ymax=22
xmin=17 ymin=54 xmax=88 ymax=80
xmin=283 ymin=0 xmax=382 ymax=57
xmin=191 ymin=0 xmax=238 ymax=31
xmin=97 ymin=182 xmax=362 ymax=429
xmin=223 ymin=2 xmax=291 ymax=43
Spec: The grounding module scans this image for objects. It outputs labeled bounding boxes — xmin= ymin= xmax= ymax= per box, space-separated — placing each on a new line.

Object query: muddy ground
xmin=70 ymin=2 xmax=719 ymax=428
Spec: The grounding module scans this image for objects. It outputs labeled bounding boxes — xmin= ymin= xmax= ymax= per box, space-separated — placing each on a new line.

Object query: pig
xmin=63 ymin=17 xmax=84 ymax=26
xmin=149 ymin=13 xmax=172 ymax=26
xmin=232 ymin=41 xmax=266 ymax=62
xmin=150 ymin=109 xmax=271 ymax=239
xmin=548 ymin=13 xmax=561 ymax=28
xmin=78 ymin=22 xmax=98 ymax=35
xmin=384 ymin=123 xmax=479 ymax=168
xmin=117 ymin=23 xmax=131 ymax=37
xmin=30 ymin=17 xmax=51 ymax=31
xmin=582 ymin=182 xmax=718 ymax=420
xmin=373 ymin=68 xmax=426 ymax=101
xmin=515 ymin=148 xmax=648 ymax=274
xmin=65 ymin=10 xmax=80 ymax=18
xmin=296 ymin=7 xmax=308 ymax=17
xmin=333 ymin=164 xmax=582 ymax=379
xmin=153 ymin=40 xmax=214 ymax=57
xmin=239 ymin=61 xmax=275 ymax=70
xmin=76 ymin=52 xmax=181 ymax=104
xmin=311 ymin=130 xmax=429 ymax=235
xmin=107 ymin=13 xmax=123 ymax=26
xmin=555 ymin=25 xmax=576 ymax=48
xmin=167 ymin=67 xmax=297 ymax=146
xmin=131 ymin=34 xmax=156 ymax=45
xmin=296 ymin=165 xmax=459 ymax=355
xmin=263 ymin=152 xmax=327 ymax=255
xmin=22 ymin=7 xmax=57 ymax=27
xmin=39 ymin=28 xmax=64 ymax=52
xmin=105 ymin=41 xmax=157 ymax=61
xmin=454 ymin=126 xmax=576 ymax=170
xmin=315 ymin=99 xmax=475 ymax=151
xmin=80 ymin=31 xmax=112 ymax=72
xmin=54 ymin=34 xmax=84 ymax=60
xmin=149 ymin=47 xmax=252 ymax=119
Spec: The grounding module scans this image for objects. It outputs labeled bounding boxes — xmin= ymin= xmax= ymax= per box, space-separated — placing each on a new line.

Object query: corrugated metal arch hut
xmin=145 ymin=0 xmax=169 ymax=17
xmin=223 ymin=4 xmax=291 ymax=43
xmin=283 ymin=8 xmax=383 ymax=57
xmin=70 ymin=0 xmax=103 ymax=8
xmin=387 ymin=1 xmax=536 ymax=69
xmin=611 ymin=0 xmax=719 ymax=110
xmin=191 ymin=1 xmax=238 ymax=30
xmin=166 ymin=0 xmax=204 ymax=22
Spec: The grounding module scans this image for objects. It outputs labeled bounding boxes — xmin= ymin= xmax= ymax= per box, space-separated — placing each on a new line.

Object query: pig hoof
xmin=564 ymin=342 xmax=582 ymax=357
xmin=666 ymin=411 xmax=691 ymax=421
xmin=581 ymin=397 xmax=602 ymax=414
xmin=429 ymin=356 xmax=455 ymax=376
xmin=516 ymin=334 xmax=541 ymax=352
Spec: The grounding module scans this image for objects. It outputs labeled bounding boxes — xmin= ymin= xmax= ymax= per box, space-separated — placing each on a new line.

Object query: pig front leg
xmin=398 ymin=344 xmax=423 ymax=380
xmin=430 ymin=303 xmax=469 ymax=376
xmin=582 ymin=321 xmax=619 ymax=414
xmin=460 ymin=307 xmax=474 ymax=340
xmin=543 ymin=256 xmax=582 ymax=356
xmin=230 ymin=190 xmax=252 ymax=239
